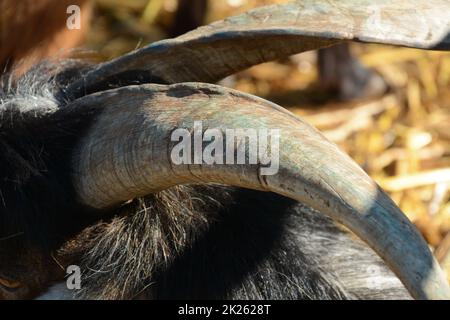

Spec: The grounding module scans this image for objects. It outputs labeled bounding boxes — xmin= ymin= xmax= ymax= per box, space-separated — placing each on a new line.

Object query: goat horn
xmin=66 ymin=0 xmax=450 ymax=99
xmin=69 ymin=83 xmax=450 ymax=300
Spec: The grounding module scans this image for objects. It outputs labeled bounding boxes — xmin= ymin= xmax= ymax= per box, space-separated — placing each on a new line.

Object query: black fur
xmin=0 ymin=60 xmax=99 ymax=250
xmin=72 ymin=185 xmax=409 ymax=300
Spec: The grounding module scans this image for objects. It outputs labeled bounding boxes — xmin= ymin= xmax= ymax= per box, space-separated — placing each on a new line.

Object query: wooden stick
xmin=378 ymin=168 xmax=450 ymax=192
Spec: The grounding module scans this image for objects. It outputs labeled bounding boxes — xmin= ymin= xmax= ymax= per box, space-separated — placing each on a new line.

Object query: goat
xmin=0 ymin=0 xmax=449 ymax=300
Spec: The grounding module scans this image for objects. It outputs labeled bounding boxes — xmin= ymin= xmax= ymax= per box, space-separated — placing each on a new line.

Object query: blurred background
xmin=1 ymin=0 xmax=450 ymax=282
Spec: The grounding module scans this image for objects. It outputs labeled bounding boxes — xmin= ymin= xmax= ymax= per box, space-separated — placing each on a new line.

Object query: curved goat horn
xmin=66 ymin=0 xmax=450 ymax=99
xmin=69 ymin=82 xmax=450 ymax=300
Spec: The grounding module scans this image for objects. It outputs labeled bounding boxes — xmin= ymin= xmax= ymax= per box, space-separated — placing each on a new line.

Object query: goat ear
xmin=65 ymin=0 xmax=450 ymax=99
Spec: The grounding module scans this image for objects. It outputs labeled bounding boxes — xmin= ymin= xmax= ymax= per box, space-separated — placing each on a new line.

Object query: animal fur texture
xmin=0 ymin=60 xmax=411 ymax=300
